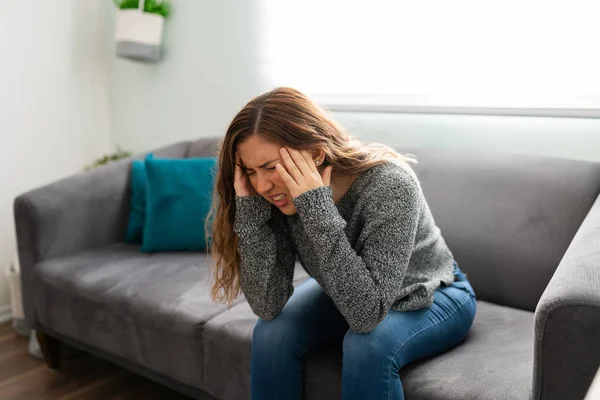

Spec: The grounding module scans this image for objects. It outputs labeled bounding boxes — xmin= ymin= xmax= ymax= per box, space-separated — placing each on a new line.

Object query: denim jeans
xmin=250 ymin=264 xmax=477 ymax=400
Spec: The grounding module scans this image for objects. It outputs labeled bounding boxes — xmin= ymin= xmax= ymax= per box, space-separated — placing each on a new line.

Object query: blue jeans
xmin=250 ymin=264 xmax=476 ymax=400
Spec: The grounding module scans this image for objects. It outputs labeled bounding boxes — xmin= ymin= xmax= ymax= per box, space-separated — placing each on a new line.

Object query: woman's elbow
xmin=257 ymin=308 xmax=281 ymax=322
xmin=246 ymin=293 xmax=289 ymax=322
xmin=247 ymin=300 xmax=283 ymax=321
xmin=347 ymin=304 xmax=388 ymax=334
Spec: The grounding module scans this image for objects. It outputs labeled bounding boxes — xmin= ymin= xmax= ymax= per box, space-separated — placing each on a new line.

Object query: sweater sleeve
xmin=233 ymin=196 xmax=296 ymax=321
xmin=292 ymin=171 xmax=421 ymax=333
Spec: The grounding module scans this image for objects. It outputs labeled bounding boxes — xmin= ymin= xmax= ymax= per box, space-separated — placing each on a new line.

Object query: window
xmin=258 ymin=1 xmax=600 ymax=116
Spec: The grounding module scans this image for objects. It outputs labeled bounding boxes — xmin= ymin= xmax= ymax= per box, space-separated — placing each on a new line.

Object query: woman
xmin=209 ymin=87 xmax=476 ymax=400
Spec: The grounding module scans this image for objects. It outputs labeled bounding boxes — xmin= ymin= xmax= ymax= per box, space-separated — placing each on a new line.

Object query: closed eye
xmin=246 ymin=166 xmax=276 ymax=175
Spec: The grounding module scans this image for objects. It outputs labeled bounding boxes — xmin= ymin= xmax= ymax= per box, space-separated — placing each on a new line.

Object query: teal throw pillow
xmin=125 ymin=154 xmax=153 ymax=243
xmin=142 ymin=157 xmax=217 ymax=252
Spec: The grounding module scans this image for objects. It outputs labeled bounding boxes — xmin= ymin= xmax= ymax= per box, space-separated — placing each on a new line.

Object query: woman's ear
xmin=312 ymin=148 xmax=326 ymax=164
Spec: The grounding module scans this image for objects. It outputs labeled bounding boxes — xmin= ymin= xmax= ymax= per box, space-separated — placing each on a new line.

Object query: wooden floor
xmin=0 ymin=322 xmax=193 ymax=400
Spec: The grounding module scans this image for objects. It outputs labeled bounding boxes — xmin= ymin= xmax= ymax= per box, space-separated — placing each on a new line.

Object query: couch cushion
xmin=202 ymin=267 xmax=310 ymax=400
xmin=142 ymin=156 xmax=217 ymax=252
xmin=125 ymin=155 xmax=151 ymax=244
xmin=402 ymin=147 xmax=600 ymax=311
xmin=401 ymin=301 xmax=533 ymax=400
xmin=34 ymin=243 xmax=234 ymax=388
xmin=203 ymin=299 xmax=533 ymax=400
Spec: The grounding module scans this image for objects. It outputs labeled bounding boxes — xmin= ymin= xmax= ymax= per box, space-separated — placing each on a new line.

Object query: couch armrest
xmin=13 ymin=141 xmax=191 ymax=328
xmin=533 ymin=193 xmax=600 ymax=400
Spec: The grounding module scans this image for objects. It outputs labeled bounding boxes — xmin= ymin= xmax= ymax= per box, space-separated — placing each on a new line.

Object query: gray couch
xmin=14 ymin=137 xmax=600 ymax=400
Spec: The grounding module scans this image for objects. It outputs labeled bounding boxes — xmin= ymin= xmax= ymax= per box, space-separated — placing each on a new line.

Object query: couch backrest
xmin=187 ymin=138 xmax=221 ymax=158
xmin=404 ymin=147 xmax=600 ymax=311
xmin=138 ymin=141 xmax=191 ymax=160
xmin=189 ymin=137 xmax=600 ymax=312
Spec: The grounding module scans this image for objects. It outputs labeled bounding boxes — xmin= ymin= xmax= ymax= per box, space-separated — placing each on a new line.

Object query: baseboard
xmin=0 ymin=305 xmax=11 ymax=324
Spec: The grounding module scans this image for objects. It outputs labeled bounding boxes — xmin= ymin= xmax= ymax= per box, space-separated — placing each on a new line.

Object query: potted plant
xmin=84 ymin=146 xmax=132 ymax=171
xmin=113 ymin=0 xmax=171 ymax=62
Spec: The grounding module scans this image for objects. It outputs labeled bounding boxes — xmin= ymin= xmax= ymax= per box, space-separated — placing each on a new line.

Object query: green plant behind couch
xmin=84 ymin=147 xmax=132 ymax=171
xmin=113 ymin=0 xmax=171 ymax=17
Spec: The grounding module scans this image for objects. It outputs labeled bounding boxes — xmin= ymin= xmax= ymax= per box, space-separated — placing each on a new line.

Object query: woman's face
xmin=236 ymin=134 xmax=298 ymax=215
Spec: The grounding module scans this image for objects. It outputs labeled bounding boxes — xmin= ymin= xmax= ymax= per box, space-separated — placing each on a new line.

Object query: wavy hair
xmin=207 ymin=87 xmax=415 ymax=305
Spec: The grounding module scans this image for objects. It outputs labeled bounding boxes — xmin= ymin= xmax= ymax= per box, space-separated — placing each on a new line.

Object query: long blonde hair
xmin=207 ymin=87 xmax=414 ymax=305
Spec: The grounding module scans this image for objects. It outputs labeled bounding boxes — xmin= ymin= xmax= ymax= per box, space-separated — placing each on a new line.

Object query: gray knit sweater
xmin=233 ymin=161 xmax=455 ymax=333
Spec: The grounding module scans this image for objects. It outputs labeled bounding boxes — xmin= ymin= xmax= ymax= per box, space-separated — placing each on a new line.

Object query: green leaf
xmin=84 ymin=146 xmax=133 ymax=171
xmin=113 ymin=0 xmax=171 ymax=17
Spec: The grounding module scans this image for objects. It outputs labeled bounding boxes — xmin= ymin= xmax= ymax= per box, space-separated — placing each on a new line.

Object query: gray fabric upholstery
xmin=533 ymin=195 xmax=600 ymax=400
xmin=14 ymin=159 xmax=131 ymax=330
xmin=187 ymin=138 xmax=221 ymax=158
xmin=202 ymin=266 xmax=309 ymax=400
xmin=13 ymin=141 xmax=190 ymax=329
xmin=45 ymin=326 xmax=218 ymax=400
xmin=402 ymin=147 xmax=600 ymax=312
xmin=135 ymin=141 xmax=191 ymax=160
xmin=34 ymin=243 xmax=231 ymax=389
xmin=205 ymin=299 xmax=534 ymax=400
xmin=401 ymin=301 xmax=534 ymax=400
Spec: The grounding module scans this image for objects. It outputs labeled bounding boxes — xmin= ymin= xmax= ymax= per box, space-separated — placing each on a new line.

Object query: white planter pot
xmin=115 ymin=9 xmax=164 ymax=62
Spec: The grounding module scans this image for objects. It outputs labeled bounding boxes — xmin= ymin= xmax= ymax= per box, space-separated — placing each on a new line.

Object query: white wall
xmin=105 ymin=0 xmax=262 ymax=153
xmin=105 ymin=1 xmax=600 ymax=164
xmin=0 ymin=1 xmax=113 ymax=316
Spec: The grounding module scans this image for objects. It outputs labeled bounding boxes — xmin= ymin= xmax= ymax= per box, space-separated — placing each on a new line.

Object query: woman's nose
xmin=256 ymin=174 xmax=273 ymax=195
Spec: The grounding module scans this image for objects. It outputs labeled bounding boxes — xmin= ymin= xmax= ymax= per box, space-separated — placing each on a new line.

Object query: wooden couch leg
xmin=36 ymin=330 xmax=61 ymax=370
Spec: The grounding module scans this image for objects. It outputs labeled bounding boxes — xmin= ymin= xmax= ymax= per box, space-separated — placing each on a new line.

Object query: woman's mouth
xmin=270 ymin=194 xmax=289 ymax=208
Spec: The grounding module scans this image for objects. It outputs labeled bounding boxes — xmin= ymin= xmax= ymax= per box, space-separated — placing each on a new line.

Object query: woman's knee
xmin=253 ymin=317 xmax=302 ymax=355
xmin=343 ymin=328 xmax=393 ymax=367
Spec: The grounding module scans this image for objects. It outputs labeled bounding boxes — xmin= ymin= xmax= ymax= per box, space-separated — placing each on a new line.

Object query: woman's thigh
xmin=343 ymin=281 xmax=477 ymax=372
xmin=253 ymin=277 xmax=349 ymax=357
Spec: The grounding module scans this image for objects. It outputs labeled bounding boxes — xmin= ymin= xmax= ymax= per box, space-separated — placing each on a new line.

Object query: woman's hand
xmin=276 ymin=147 xmax=333 ymax=199
xmin=234 ymin=154 xmax=254 ymax=197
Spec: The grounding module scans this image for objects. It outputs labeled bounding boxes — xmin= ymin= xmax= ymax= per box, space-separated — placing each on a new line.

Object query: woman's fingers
xmin=279 ymin=147 xmax=303 ymax=183
xmin=234 ymin=153 xmax=242 ymax=176
xmin=282 ymin=147 xmax=316 ymax=177
xmin=276 ymin=147 xmax=329 ymax=198
xmin=288 ymin=147 xmax=313 ymax=175
xmin=234 ymin=162 xmax=242 ymax=180
xmin=300 ymin=149 xmax=319 ymax=173
xmin=276 ymin=163 xmax=299 ymax=194
xmin=233 ymin=153 xmax=252 ymax=196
